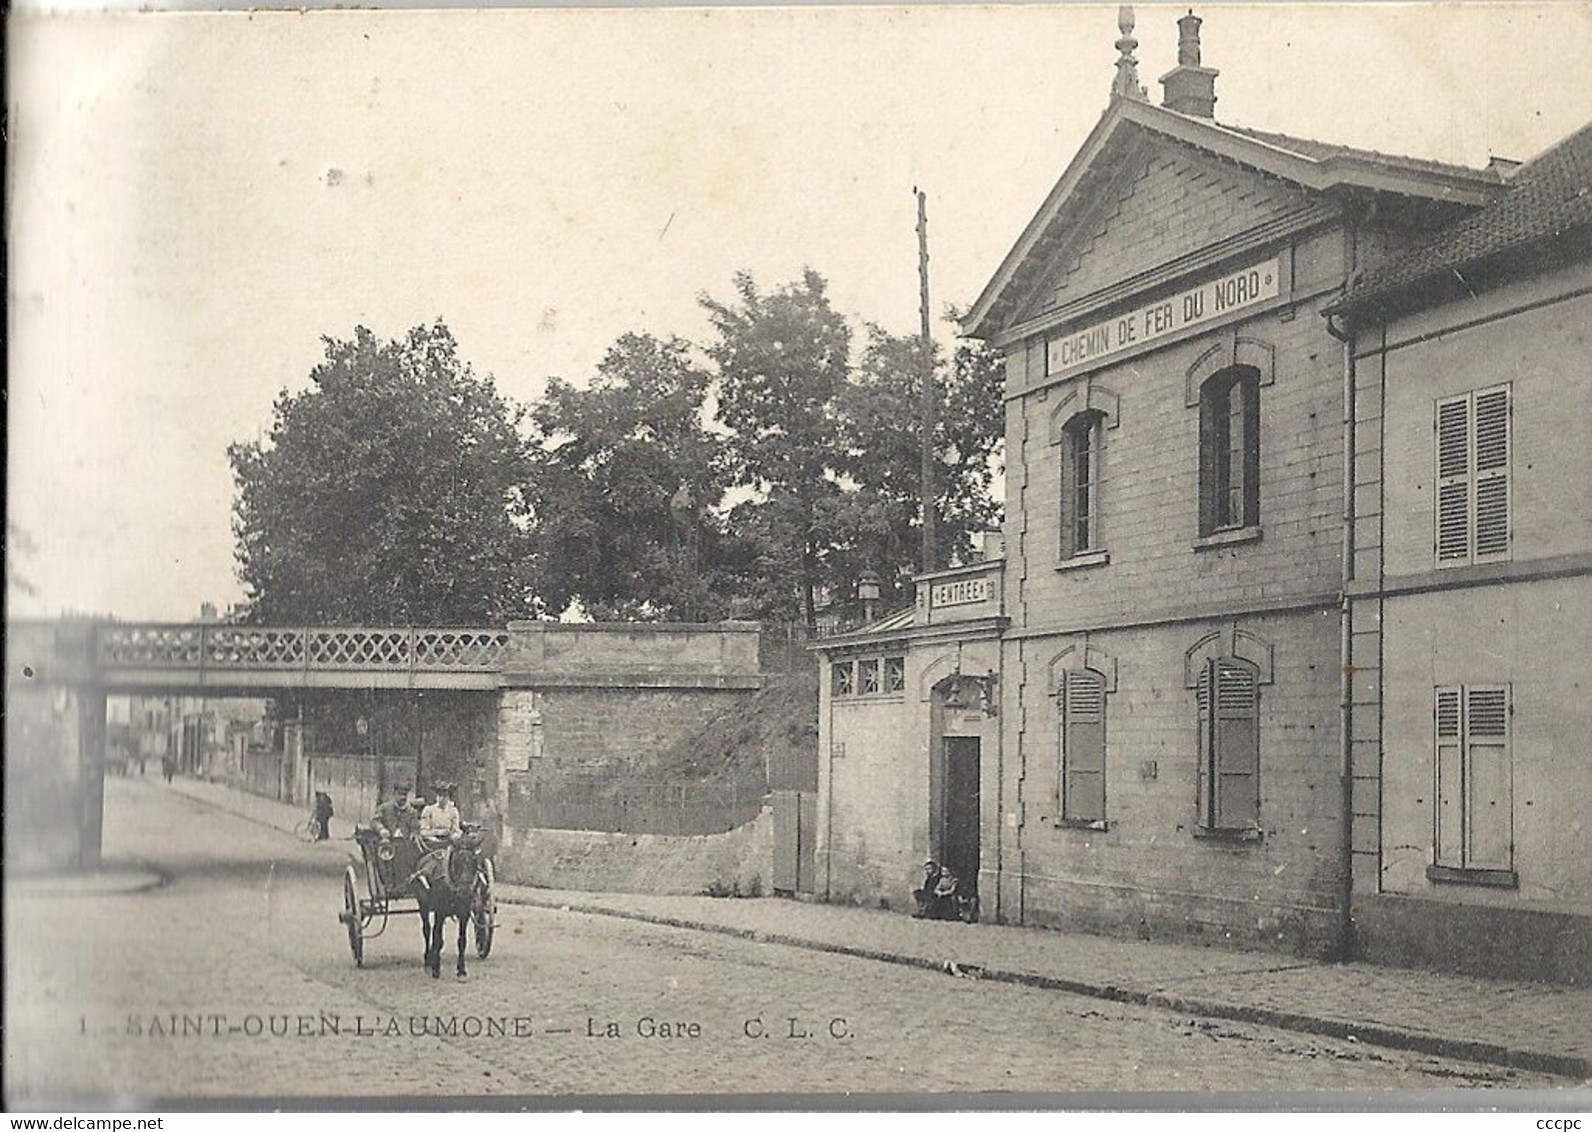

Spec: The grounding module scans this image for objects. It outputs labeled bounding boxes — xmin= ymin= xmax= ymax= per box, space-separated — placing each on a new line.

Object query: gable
xmin=1012 ymin=141 xmax=1333 ymax=327
xmin=963 ymin=98 xmax=1499 ymax=343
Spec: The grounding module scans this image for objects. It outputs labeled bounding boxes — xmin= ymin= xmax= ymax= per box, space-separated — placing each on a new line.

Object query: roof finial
xmin=1112 ymin=6 xmax=1148 ymax=101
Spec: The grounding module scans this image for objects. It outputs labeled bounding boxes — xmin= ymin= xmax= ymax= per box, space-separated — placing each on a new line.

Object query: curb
xmin=497 ymin=891 xmax=1590 ymax=1081
xmin=7 ymin=867 xmax=169 ymax=899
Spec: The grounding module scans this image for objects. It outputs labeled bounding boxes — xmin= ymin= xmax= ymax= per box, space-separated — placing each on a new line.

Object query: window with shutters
xmin=1195 ymin=657 xmax=1261 ymax=834
xmin=1059 ymin=411 xmax=1105 ymax=560
xmin=884 ymin=656 xmax=906 ymax=694
xmin=1435 ymin=385 xmax=1511 ymax=567
xmin=858 ymin=658 xmax=881 ymax=695
xmin=1058 ymin=669 xmax=1107 ymax=824
xmin=1431 ymin=684 xmax=1515 ymax=885
xmin=831 ymin=661 xmax=854 ymax=698
xmin=1198 ymin=367 xmax=1261 ymax=536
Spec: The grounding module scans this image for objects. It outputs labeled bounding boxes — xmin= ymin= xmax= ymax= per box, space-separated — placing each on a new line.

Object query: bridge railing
xmin=95 ymin=625 xmax=512 ymax=674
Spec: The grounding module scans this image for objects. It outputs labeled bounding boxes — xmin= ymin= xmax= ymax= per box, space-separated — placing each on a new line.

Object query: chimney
xmin=1159 ymin=10 xmax=1219 ymax=118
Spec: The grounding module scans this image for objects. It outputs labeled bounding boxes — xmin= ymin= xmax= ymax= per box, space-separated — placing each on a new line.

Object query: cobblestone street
xmin=2 ymin=777 xmax=1573 ymax=1105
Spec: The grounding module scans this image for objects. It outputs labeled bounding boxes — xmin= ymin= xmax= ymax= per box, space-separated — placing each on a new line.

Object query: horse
xmin=410 ymin=833 xmax=486 ymax=979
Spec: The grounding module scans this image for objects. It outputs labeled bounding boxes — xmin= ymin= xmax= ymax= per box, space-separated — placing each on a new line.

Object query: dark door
xmin=942 ymin=737 xmax=981 ymax=897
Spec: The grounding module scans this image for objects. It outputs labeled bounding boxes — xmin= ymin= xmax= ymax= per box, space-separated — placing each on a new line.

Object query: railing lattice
xmin=96 ymin=625 xmax=511 ymax=676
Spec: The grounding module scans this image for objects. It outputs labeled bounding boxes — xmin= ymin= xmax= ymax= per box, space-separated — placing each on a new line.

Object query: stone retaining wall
xmin=495 ymin=808 xmax=773 ymax=897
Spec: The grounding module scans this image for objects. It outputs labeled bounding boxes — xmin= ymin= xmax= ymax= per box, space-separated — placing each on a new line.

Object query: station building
xmin=813 ymin=10 xmax=1591 ymax=977
xmin=1329 ymin=124 xmax=1592 ymax=982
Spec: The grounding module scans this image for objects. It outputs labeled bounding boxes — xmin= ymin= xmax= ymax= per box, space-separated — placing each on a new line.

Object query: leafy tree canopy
xmin=528 ymin=332 xmax=736 ymax=621
xmin=229 ymin=321 xmax=537 ymax=625
xmin=829 ymin=325 xmax=1005 ymax=601
xmin=701 ymin=269 xmax=851 ymax=626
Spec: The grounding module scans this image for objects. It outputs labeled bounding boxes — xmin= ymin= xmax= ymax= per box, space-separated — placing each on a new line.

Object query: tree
xmin=701 ymin=270 xmax=851 ymax=627
xmin=830 ymin=325 xmax=1005 ymax=605
xmin=5 ymin=520 xmax=39 ymax=599
xmin=528 ymin=332 xmax=735 ymax=620
xmin=229 ymin=321 xmax=537 ymax=625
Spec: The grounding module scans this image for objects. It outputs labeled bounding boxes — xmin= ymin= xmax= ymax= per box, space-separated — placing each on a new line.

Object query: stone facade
xmin=812 ymin=15 xmax=1541 ymax=960
xmin=1344 ymin=251 xmax=1592 ymax=982
xmin=816 ymin=590 xmax=1003 ymax=912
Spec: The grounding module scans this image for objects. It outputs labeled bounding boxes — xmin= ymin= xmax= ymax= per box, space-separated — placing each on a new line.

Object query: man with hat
xmin=419 ymin=781 xmax=462 ymax=845
xmin=373 ymin=783 xmax=420 ymax=843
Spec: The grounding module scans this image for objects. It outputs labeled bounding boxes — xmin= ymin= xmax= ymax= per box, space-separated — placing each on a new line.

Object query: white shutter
xmin=1196 ymin=659 xmax=1259 ymax=830
xmin=1473 ymin=386 xmax=1511 ymax=560
xmin=1434 ymin=684 xmax=1514 ymax=873
xmin=1061 ymin=670 xmax=1106 ymax=822
xmin=1213 ymin=661 xmax=1260 ymax=828
xmin=1433 ymin=686 xmax=1464 ymax=867
xmin=1196 ymin=662 xmax=1213 ymax=829
xmin=1435 ymin=396 xmax=1472 ymax=564
xmin=1463 ymin=685 xmax=1512 ymax=870
xmin=1436 ymin=387 xmax=1511 ymax=567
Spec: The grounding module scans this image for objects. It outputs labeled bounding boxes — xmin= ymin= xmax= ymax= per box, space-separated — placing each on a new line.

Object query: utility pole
xmin=915 ymin=187 xmax=938 ymax=576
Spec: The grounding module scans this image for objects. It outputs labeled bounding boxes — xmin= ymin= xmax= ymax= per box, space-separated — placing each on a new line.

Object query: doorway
xmin=772 ymin=789 xmax=817 ymax=896
xmin=941 ymin=736 xmax=981 ymax=901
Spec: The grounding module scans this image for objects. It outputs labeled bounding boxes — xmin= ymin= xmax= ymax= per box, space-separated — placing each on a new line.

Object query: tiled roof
xmin=1221 ymin=124 xmax=1496 ymax=182
xmin=1332 ymin=121 xmax=1592 ymax=319
xmin=810 ymin=604 xmax=917 ymax=649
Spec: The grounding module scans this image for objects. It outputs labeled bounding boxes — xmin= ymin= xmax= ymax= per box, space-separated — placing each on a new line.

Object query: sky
xmin=8 ymin=3 xmax=1592 ymax=621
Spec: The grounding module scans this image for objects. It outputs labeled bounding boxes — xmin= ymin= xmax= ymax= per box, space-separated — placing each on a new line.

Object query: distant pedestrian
xmin=162 ymin=754 xmax=175 ymax=784
xmin=313 ymin=790 xmax=334 ymax=841
xmin=912 ymin=860 xmax=942 ymax=918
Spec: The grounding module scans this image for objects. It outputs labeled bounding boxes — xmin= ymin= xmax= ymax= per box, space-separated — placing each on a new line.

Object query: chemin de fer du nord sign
xmin=1046 ymin=256 xmax=1281 ymax=378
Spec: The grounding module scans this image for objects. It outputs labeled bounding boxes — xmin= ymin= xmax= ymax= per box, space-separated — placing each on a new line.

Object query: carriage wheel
xmin=342 ymin=866 xmax=364 ymax=967
xmin=473 ymin=858 xmax=496 ymax=959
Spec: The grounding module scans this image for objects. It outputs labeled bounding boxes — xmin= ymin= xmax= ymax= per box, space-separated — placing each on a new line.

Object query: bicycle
xmin=294 ymin=817 xmax=321 ymax=842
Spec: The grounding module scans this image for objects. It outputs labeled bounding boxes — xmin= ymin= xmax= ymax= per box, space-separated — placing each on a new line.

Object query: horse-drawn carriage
xmin=339 ymin=822 xmax=496 ymax=977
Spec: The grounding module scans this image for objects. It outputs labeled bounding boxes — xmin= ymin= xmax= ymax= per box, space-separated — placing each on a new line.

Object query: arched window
xmin=1195 ymin=657 xmax=1260 ymax=831
xmin=1198 ymin=366 xmax=1260 ymax=535
xmin=1060 ymin=411 xmax=1105 ymax=559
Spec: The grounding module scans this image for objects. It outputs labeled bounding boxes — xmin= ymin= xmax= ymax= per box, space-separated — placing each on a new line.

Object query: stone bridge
xmin=6 ymin=618 xmax=786 ymax=872
xmin=94 ymin=623 xmax=512 ymax=692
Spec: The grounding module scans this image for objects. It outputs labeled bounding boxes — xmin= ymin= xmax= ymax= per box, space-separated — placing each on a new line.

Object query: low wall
xmin=503 ymin=621 xmax=764 ymax=685
xmin=495 ymin=808 xmax=773 ymax=897
xmin=294 ymin=753 xmax=418 ymax=826
xmin=1353 ymin=894 xmax=1592 ymax=986
xmin=242 ymin=747 xmax=287 ymax=802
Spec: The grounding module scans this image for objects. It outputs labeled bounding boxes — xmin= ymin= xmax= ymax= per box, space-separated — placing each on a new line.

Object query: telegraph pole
xmin=915 ymin=187 xmax=938 ymax=575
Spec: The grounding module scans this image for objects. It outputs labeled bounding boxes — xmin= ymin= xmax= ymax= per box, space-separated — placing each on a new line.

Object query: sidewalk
xmin=491 ymin=887 xmax=1592 ymax=1080
xmin=165 ymin=774 xmax=362 ymax=851
xmin=168 ymin=777 xmax=1592 ymax=1080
